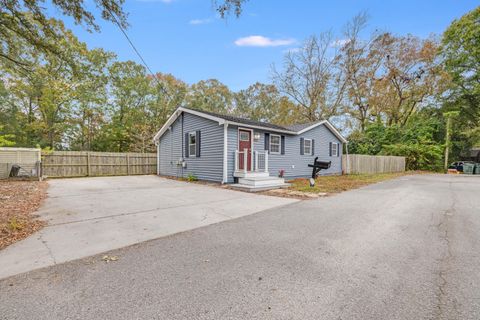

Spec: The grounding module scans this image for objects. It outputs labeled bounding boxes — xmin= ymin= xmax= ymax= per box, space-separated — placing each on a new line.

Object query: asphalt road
xmin=1 ymin=174 xmax=479 ymax=320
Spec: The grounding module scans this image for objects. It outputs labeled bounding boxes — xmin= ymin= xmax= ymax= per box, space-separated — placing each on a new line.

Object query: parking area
xmin=0 ymin=175 xmax=298 ymax=279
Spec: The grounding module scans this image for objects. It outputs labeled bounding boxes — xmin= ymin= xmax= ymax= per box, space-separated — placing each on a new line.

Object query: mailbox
xmin=307 ymin=157 xmax=331 ymax=187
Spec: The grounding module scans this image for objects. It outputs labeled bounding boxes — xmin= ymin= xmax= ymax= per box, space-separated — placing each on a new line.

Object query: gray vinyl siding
xmin=182 ymin=112 xmax=224 ymax=182
xmin=158 ymin=117 xmax=182 ymax=177
xmin=227 ymin=124 xmax=342 ymax=180
xmin=157 ymin=112 xmax=224 ymax=182
xmin=226 ymin=127 xmax=238 ymax=183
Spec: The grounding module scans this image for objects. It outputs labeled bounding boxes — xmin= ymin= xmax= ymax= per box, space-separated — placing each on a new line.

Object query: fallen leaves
xmin=0 ymin=180 xmax=48 ymax=250
xmin=102 ymin=255 xmax=119 ymax=262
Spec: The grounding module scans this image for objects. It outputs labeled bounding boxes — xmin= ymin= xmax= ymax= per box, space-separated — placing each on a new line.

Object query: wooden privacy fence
xmin=342 ymin=154 xmax=405 ymax=174
xmin=42 ymin=151 xmax=157 ymax=178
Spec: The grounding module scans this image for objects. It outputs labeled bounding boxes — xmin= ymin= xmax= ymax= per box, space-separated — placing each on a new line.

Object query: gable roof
xmin=285 ymin=121 xmax=319 ymax=132
xmin=184 ymin=107 xmax=289 ymax=131
xmin=153 ymin=107 xmax=347 ymax=143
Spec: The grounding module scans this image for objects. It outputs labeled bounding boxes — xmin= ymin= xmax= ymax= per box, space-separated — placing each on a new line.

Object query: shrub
xmin=187 ymin=173 xmax=198 ymax=182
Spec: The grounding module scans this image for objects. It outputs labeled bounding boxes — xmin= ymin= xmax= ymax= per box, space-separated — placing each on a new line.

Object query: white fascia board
xmin=153 ymin=107 xmax=226 ymax=141
xmin=224 ymin=121 xmax=296 ymax=135
xmin=296 ymin=120 xmax=347 ymax=143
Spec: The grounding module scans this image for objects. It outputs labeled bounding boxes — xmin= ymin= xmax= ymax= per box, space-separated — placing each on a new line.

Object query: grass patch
xmin=289 ymin=172 xmax=408 ymax=194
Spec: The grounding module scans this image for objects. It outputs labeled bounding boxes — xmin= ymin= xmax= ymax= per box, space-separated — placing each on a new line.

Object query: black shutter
xmin=300 ymin=138 xmax=304 ymax=155
xmin=329 ymin=142 xmax=332 ymax=157
xmin=281 ymin=135 xmax=285 ymax=155
xmin=196 ymin=131 xmax=201 ymax=157
xmin=185 ymin=133 xmax=189 ymax=158
xmin=311 ymin=139 xmax=315 ymax=155
xmin=264 ymin=133 xmax=270 ymax=152
xmin=337 ymin=143 xmax=340 ymax=157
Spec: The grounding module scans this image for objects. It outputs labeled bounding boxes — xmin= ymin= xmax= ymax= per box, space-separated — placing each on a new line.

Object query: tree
xmin=0 ymin=126 xmax=15 ymax=147
xmin=149 ymin=72 xmax=188 ymax=126
xmin=186 ymin=79 xmax=233 ymax=113
xmin=99 ymin=61 xmax=151 ymax=152
xmin=0 ymin=1 xmax=127 ymax=68
xmin=348 ymin=111 xmax=444 ymax=170
xmin=272 ymin=33 xmax=347 ymax=122
xmin=69 ymin=49 xmax=115 ymax=151
xmin=370 ymin=33 xmax=448 ymax=127
xmin=340 ymin=13 xmax=383 ymax=131
xmin=0 ymin=0 xmax=247 ymax=68
xmin=0 ymin=18 xmax=104 ymax=149
xmin=234 ymin=82 xmax=280 ymax=121
xmin=441 ymin=6 xmax=480 ymax=155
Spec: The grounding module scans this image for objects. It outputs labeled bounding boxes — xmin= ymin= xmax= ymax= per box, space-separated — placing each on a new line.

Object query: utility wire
xmin=105 ymin=6 xmax=167 ymax=93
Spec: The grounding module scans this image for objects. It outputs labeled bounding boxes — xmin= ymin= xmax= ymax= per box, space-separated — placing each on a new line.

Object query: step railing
xmin=235 ymin=149 xmax=268 ymax=173
xmin=254 ymin=150 xmax=268 ymax=172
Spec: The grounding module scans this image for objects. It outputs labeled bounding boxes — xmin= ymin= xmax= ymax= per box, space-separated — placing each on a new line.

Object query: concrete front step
xmin=230 ymin=183 xmax=291 ymax=193
xmin=238 ymin=176 xmax=285 ymax=187
xmin=233 ymin=171 xmax=270 ymax=178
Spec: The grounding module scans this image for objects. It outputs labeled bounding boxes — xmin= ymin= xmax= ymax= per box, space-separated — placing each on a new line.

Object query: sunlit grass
xmin=288 ymin=172 xmax=408 ymax=194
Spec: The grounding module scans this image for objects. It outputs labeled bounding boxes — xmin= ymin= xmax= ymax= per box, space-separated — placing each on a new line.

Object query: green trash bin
xmin=475 ymin=163 xmax=480 ymax=175
xmin=463 ymin=162 xmax=475 ymax=175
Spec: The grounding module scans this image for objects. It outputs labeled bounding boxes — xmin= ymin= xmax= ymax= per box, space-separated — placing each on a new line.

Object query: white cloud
xmin=234 ymin=35 xmax=296 ymax=47
xmin=330 ymin=38 xmax=351 ymax=48
xmin=189 ymin=18 xmax=212 ymax=25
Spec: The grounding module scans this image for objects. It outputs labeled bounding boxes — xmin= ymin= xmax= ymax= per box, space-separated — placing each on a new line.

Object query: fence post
xmin=86 ymin=151 xmax=91 ymax=176
xmin=126 ymin=153 xmax=130 ymax=175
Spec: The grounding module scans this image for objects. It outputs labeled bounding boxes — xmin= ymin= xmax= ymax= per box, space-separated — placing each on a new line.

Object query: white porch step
xmin=233 ymin=171 xmax=269 ymax=178
xmin=238 ymin=176 xmax=285 ymax=187
xmin=230 ymin=182 xmax=290 ymax=193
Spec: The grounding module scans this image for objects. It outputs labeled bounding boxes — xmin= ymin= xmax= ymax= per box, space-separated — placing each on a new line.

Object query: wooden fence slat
xmin=342 ymin=154 xmax=405 ymax=174
xmin=42 ymin=151 xmax=157 ymax=178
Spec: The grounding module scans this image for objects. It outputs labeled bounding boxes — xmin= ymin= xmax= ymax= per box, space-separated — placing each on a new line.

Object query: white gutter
xmin=222 ymin=123 xmax=229 ymax=184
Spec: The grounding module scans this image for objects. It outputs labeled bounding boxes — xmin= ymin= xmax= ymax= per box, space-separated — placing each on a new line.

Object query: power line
xmin=104 ymin=6 xmax=166 ymax=92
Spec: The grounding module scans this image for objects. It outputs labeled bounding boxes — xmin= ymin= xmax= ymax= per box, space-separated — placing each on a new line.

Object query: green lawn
xmin=288 ymin=172 xmax=408 ymax=194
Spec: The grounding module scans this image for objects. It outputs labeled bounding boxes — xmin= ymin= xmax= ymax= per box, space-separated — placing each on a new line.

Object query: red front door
xmin=238 ymin=129 xmax=252 ymax=171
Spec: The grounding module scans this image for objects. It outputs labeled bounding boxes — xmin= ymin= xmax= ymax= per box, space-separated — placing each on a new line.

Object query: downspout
xmin=222 ymin=123 xmax=229 ymax=184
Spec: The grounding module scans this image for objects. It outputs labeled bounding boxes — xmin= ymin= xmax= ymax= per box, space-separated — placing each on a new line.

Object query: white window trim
xmin=270 ymin=134 xmax=281 ymax=154
xmin=189 ymin=132 xmax=196 ymax=157
xmin=304 ymin=139 xmax=312 ymax=155
xmin=331 ymin=142 xmax=338 ymax=157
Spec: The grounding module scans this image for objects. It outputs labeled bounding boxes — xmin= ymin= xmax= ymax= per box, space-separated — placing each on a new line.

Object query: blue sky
xmin=57 ymin=0 xmax=478 ymax=91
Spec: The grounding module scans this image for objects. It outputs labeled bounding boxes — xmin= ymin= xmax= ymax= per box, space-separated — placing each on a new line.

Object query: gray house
xmin=153 ymin=107 xmax=347 ymax=190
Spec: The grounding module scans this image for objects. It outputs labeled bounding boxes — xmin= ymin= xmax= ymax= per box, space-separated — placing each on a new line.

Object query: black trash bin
xmin=9 ymin=164 xmax=21 ymax=177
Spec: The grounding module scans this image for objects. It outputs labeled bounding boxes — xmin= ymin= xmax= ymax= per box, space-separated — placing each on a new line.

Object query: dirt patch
xmin=0 ymin=180 xmax=48 ymax=250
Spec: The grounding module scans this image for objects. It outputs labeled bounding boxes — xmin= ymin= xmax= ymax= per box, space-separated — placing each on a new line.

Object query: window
xmin=304 ymin=139 xmax=312 ymax=155
xmin=239 ymin=131 xmax=250 ymax=141
xmin=189 ymin=132 xmax=196 ymax=157
xmin=270 ymin=134 xmax=281 ymax=154
xmin=331 ymin=142 xmax=338 ymax=157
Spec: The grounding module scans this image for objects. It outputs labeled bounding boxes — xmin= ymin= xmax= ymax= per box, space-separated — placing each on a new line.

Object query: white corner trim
xmin=156 ymin=143 xmax=160 ymax=175
xmin=222 ymin=123 xmax=229 ymax=184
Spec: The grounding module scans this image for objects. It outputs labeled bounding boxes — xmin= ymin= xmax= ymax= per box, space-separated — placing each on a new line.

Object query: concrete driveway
xmin=0 ymin=175 xmax=298 ymax=279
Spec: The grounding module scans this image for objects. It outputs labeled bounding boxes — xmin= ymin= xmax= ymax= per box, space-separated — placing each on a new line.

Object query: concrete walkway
xmin=0 ymin=176 xmax=298 ymax=279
